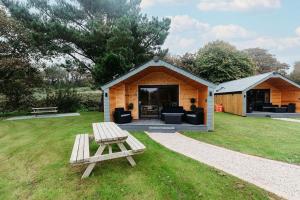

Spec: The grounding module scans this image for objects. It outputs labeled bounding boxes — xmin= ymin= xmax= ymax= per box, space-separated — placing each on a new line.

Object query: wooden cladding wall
xmin=109 ymin=70 xmax=208 ymax=121
xmin=253 ymin=81 xmax=281 ymax=106
xmin=281 ymin=90 xmax=300 ymax=112
xmin=215 ymin=93 xmax=244 ymax=116
xmin=198 ymin=87 xmax=208 ymax=124
xmin=109 ymin=84 xmax=126 ymax=120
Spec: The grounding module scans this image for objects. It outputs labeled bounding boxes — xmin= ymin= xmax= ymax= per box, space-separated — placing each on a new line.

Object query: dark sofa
xmin=113 ymin=107 xmax=132 ymax=124
xmin=281 ymin=103 xmax=296 ymax=113
xmin=185 ymin=107 xmax=204 ymax=125
xmin=160 ymin=106 xmax=185 ymax=121
xmin=262 ymin=103 xmax=279 ymax=112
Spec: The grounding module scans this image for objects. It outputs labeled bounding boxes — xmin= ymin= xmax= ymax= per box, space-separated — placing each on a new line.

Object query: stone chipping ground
xmin=147 ymin=132 xmax=300 ymax=200
xmin=273 ymin=118 xmax=300 ymax=123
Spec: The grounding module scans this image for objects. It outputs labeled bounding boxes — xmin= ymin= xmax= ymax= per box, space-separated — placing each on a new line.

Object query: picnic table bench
xmin=70 ymin=122 xmax=145 ymax=179
xmin=31 ymin=107 xmax=58 ymax=115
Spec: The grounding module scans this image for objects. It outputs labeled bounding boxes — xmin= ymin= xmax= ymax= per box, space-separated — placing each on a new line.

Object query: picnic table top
xmin=92 ymin=122 xmax=128 ymax=144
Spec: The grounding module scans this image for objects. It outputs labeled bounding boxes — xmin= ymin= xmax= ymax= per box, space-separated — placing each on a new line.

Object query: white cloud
xmin=295 ymin=27 xmax=300 ymax=36
xmin=141 ymin=0 xmax=187 ymax=8
xmin=169 ymin=15 xmax=210 ymax=33
xmin=164 ymin=15 xmax=255 ymax=53
xmin=197 ymin=0 xmax=281 ymax=11
xmin=163 ymin=15 xmax=300 ymax=67
xmin=209 ymin=24 xmax=255 ymax=39
xmin=236 ymin=36 xmax=300 ymax=51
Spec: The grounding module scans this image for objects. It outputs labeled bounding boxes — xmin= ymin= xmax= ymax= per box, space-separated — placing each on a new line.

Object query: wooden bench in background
xmin=31 ymin=107 xmax=58 ymax=115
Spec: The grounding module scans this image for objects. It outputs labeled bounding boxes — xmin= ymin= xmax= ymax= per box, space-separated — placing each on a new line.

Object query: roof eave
xmin=242 ymin=72 xmax=300 ymax=92
xmin=101 ymin=59 xmax=216 ymax=90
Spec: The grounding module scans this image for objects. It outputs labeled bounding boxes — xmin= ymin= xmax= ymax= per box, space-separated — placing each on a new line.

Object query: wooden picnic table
xmin=92 ymin=122 xmax=128 ymax=144
xmin=70 ymin=122 xmax=145 ymax=179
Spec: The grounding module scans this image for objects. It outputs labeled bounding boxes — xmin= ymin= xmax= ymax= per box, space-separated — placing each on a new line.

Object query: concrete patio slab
xmin=5 ymin=113 xmax=80 ymax=121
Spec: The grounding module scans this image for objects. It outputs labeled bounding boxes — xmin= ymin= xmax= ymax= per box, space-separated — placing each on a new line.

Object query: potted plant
xmin=190 ymin=98 xmax=196 ymax=111
xmin=127 ymin=103 xmax=134 ymax=110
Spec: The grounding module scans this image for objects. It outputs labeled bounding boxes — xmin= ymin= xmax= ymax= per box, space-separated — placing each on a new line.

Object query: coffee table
xmin=164 ymin=113 xmax=184 ymax=124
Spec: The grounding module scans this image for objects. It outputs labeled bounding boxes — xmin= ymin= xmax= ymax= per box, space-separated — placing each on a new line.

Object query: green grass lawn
xmin=184 ymin=112 xmax=300 ymax=165
xmin=0 ymin=112 xmax=277 ymax=200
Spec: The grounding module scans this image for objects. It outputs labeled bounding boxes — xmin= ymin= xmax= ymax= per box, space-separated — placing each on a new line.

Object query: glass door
xmin=139 ymin=87 xmax=159 ymax=118
xmin=247 ymin=89 xmax=270 ymax=112
xmin=138 ymin=85 xmax=179 ymax=118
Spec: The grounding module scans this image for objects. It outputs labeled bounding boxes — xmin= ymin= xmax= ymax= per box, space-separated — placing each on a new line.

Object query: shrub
xmin=45 ymin=88 xmax=81 ymax=113
xmin=78 ymin=92 xmax=101 ymax=111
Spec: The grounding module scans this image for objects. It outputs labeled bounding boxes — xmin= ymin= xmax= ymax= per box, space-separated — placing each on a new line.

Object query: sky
xmin=141 ymin=0 xmax=300 ymax=69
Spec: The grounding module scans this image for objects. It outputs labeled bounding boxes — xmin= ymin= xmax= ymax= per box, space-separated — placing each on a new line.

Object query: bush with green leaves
xmin=44 ymin=88 xmax=81 ymax=113
xmin=79 ymin=93 xmax=101 ymax=111
xmin=195 ymin=41 xmax=255 ymax=84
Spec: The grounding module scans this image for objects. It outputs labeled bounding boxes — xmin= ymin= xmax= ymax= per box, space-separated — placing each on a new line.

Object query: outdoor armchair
xmin=113 ymin=107 xmax=132 ymax=124
xmin=185 ymin=107 xmax=204 ymax=125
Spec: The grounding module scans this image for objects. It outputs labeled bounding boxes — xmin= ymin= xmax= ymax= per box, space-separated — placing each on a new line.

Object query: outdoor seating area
xmin=261 ymin=103 xmax=296 ymax=113
xmin=70 ymin=122 xmax=145 ymax=179
xmin=113 ymin=106 xmax=205 ymax=125
xmin=160 ymin=106 xmax=204 ymax=125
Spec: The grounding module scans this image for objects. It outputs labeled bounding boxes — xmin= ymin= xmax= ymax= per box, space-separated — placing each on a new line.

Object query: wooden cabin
xmin=215 ymin=72 xmax=300 ymax=117
xmin=101 ymin=59 xmax=216 ymax=131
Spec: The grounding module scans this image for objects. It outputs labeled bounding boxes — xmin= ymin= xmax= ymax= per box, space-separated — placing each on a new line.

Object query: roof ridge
xmin=101 ymin=58 xmax=216 ymax=89
xmin=219 ymin=72 xmax=273 ymax=85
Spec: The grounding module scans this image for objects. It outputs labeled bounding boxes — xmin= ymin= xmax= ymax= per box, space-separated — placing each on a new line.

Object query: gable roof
xmin=101 ymin=59 xmax=216 ymax=90
xmin=215 ymin=72 xmax=300 ymax=94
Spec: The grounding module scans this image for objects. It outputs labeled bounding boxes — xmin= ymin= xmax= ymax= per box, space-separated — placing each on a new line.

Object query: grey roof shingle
xmin=215 ymin=72 xmax=274 ymax=94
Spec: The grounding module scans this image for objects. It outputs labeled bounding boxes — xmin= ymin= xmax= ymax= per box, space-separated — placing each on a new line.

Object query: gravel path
xmin=147 ymin=132 xmax=300 ymax=200
xmin=273 ymin=118 xmax=300 ymax=123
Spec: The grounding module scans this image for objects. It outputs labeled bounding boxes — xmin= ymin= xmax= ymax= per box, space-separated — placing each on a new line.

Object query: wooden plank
xmin=126 ymin=135 xmax=138 ymax=151
xmin=104 ymin=122 xmax=126 ymax=141
xmin=83 ymin=134 xmax=89 ymax=161
xmin=215 ymin=93 xmax=243 ymax=116
xmin=101 ymin=122 xmax=115 ymax=141
xmin=32 ymin=107 xmax=58 ymax=109
xmin=97 ymin=123 xmax=111 ymax=142
xmin=107 ymin=122 xmax=128 ymax=140
xmin=88 ymin=150 xmax=136 ymax=163
xmin=108 ymin=145 xmax=112 ymax=154
xmin=117 ymin=143 xmax=136 ymax=166
xmin=130 ymin=135 xmax=145 ymax=150
xmin=102 ymin=122 xmax=118 ymax=141
xmin=82 ymin=144 xmax=106 ymax=179
xmin=31 ymin=110 xmax=58 ymax=114
xmin=104 ymin=122 xmax=119 ymax=139
xmin=93 ymin=123 xmax=102 ymax=143
xmin=126 ymin=133 xmax=145 ymax=152
xmin=70 ymin=134 xmax=81 ymax=163
xmin=76 ymin=134 xmax=85 ymax=162
xmin=93 ymin=122 xmax=128 ymax=144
